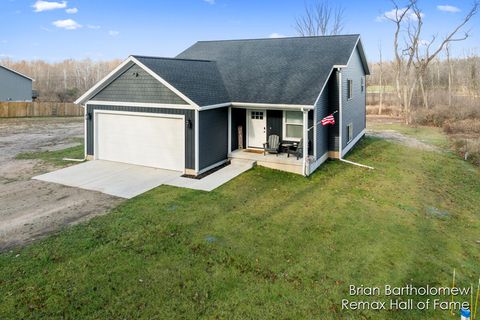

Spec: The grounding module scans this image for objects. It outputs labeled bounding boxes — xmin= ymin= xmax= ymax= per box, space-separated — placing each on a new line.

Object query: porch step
xmin=229 ymin=158 xmax=257 ymax=168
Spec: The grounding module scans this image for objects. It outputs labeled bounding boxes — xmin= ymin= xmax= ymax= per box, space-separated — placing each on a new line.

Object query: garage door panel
xmin=96 ymin=112 xmax=184 ymax=171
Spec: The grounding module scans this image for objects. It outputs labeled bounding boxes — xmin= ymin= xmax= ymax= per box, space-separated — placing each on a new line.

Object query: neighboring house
xmin=75 ymin=34 xmax=370 ymax=176
xmin=0 ymin=65 xmax=34 ymax=102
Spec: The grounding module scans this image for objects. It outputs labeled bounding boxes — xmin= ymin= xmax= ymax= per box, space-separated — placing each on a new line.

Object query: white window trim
xmin=347 ymin=123 xmax=353 ymax=143
xmin=282 ymin=110 xmax=303 ymax=142
xmin=347 ymin=79 xmax=353 ymax=101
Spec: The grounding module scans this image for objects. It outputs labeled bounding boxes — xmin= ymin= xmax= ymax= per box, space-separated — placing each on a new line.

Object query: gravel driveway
xmin=0 ymin=117 xmax=122 ymax=251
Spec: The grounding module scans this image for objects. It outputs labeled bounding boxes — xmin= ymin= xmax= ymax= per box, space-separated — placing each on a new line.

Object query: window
xmin=347 ymin=79 xmax=353 ymax=100
xmin=284 ymin=111 xmax=303 ymax=141
xmin=361 ymin=77 xmax=365 ymax=92
xmin=347 ymin=123 xmax=353 ymax=143
xmin=251 ymin=111 xmax=264 ymax=120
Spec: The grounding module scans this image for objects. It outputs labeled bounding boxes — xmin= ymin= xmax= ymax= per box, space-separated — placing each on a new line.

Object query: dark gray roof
xmin=132 ymin=56 xmax=230 ymax=106
xmin=176 ymin=34 xmax=366 ymax=105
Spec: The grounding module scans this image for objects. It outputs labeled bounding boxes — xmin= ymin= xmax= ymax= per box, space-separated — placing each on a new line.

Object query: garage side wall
xmin=199 ymin=108 xmax=228 ymax=171
xmin=86 ymin=105 xmax=195 ymax=170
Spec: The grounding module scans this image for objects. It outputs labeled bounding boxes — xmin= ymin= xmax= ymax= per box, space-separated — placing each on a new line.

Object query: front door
xmin=247 ymin=110 xmax=266 ymax=148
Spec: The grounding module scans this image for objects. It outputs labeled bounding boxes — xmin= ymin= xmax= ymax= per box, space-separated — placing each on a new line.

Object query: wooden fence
xmin=0 ymin=102 xmax=83 ymax=118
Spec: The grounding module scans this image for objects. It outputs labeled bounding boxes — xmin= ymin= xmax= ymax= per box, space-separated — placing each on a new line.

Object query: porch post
xmin=228 ymin=106 xmax=232 ymax=154
xmin=302 ymin=109 xmax=309 ymax=176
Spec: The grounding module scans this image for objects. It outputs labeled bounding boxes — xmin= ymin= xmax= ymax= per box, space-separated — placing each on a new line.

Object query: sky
xmin=0 ymin=0 xmax=479 ymax=62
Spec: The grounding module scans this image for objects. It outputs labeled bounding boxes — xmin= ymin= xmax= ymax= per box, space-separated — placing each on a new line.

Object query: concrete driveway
xmin=34 ymin=160 xmax=183 ymax=199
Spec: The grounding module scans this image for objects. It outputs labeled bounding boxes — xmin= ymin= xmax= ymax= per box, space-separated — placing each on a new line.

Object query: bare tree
xmin=378 ymin=43 xmax=384 ymax=115
xmin=386 ymin=0 xmax=479 ymax=122
xmin=445 ymin=44 xmax=453 ymax=107
xmin=295 ymin=0 xmax=345 ymax=36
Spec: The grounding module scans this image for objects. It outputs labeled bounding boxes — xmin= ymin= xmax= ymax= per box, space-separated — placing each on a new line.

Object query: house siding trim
xmin=87 ymin=100 xmax=194 ymax=110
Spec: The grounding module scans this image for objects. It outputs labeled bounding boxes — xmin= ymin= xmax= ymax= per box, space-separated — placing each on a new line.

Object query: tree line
xmin=0 ymin=58 xmax=121 ymax=102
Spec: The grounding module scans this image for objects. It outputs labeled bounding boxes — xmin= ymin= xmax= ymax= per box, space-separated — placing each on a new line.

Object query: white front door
xmin=247 ymin=110 xmax=266 ymax=148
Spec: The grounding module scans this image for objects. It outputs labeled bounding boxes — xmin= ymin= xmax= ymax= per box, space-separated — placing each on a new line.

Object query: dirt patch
xmin=0 ymin=117 xmax=122 ymax=251
xmin=367 ymin=130 xmax=439 ymax=152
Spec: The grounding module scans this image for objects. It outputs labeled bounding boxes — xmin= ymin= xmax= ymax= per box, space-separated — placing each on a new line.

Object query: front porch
xmin=228 ymin=148 xmax=304 ymax=175
xmin=228 ymin=106 xmax=315 ymax=175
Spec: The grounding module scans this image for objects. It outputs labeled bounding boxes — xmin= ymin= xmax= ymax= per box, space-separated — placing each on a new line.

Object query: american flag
xmin=320 ymin=114 xmax=335 ymax=126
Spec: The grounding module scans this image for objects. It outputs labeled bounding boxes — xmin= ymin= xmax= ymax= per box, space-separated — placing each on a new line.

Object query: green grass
xmin=16 ymin=141 xmax=84 ymax=166
xmin=368 ymin=122 xmax=450 ymax=149
xmin=1 ymin=137 xmax=479 ymax=319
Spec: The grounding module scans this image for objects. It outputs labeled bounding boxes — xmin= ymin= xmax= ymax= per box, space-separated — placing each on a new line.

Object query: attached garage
xmin=94 ymin=111 xmax=185 ymax=172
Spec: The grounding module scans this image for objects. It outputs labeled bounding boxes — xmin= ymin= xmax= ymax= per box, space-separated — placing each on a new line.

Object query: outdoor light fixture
xmin=85 ymin=112 xmax=92 ymax=121
xmin=187 ymin=119 xmax=192 ymax=129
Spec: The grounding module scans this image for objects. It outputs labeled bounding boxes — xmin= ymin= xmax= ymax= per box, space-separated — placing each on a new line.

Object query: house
xmin=75 ymin=34 xmax=370 ymax=176
xmin=0 ymin=65 xmax=34 ymax=102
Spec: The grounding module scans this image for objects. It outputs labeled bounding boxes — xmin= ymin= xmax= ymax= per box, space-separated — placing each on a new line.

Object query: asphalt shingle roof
xmin=176 ymin=34 xmax=362 ymax=106
xmin=132 ymin=56 xmax=230 ymax=106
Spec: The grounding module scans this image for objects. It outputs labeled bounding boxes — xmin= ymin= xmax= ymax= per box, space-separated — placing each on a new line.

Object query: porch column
xmin=228 ymin=107 xmax=232 ymax=154
xmin=302 ymin=109 xmax=309 ymax=176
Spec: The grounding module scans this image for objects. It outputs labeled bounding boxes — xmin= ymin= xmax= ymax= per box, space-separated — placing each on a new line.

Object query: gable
xmin=92 ymin=64 xmax=187 ymax=105
xmin=133 ymin=56 xmax=230 ymax=107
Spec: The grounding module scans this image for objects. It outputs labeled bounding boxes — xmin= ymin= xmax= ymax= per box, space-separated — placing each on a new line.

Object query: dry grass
xmin=367 ymin=98 xmax=480 ymax=166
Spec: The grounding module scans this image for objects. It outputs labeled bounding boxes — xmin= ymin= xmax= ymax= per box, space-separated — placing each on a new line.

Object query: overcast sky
xmin=1 ymin=0 xmax=479 ymax=62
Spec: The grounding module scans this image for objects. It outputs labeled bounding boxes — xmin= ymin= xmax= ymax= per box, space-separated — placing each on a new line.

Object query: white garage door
xmin=95 ymin=111 xmax=185 ymax=171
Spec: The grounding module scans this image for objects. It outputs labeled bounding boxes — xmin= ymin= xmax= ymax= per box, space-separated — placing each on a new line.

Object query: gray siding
xmin=266 ymin=110 xmax=282 ymax=139
xmin=92 ymin=64 xmax=187 ymax=105
xmin=0 ymin=67 xmax=32 ymax=102
xmin=328 ymin=71 xmax=340 ymax=152
xmin=314 ymin=79 xmax=329 ymax=158
xmin=314 ymin=70 xmax=339 ymax=158
xmin=341 ymin=47 xmax=366 ymax=151
xmin=86 ymin=104 xmax=195 ymax=170
xmin=199 ymin=108 xmax=228 ymax=170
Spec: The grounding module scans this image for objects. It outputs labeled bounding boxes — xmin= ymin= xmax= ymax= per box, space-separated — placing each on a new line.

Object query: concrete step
xmin=229 ymin=158 xmax=257 ymax=168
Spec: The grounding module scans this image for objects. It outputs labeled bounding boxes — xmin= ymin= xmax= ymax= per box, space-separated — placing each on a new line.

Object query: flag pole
xmin=308 ymin=110 xmax=338 ymax=131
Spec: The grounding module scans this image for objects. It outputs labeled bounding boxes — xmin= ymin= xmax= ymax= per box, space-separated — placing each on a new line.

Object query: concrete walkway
xmin=165 ymin=159 xmax=255 ymax=191
xmin=34 ymin=159 xmax=255 ymax=198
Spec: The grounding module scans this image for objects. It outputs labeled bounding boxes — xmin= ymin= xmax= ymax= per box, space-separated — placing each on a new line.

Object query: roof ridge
xmin=196 ymin=34 xmax=360 ymax=43
xmin=132 ymin=55 xmax=213 ymax=63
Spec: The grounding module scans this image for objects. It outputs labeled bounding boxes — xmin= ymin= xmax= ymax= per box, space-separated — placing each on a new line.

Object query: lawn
xmin=1 ymin=137 xmax=479 ymax=319
xmin=367 ymin=122 xmax=450 ymax=149
xmin=16 ymin=141 xmax=84 ymax=167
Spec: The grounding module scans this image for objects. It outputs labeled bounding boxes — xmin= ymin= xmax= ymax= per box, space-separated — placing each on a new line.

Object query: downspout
xmin=83 ymin=103 xmax=87 ymax=160
xmin=301 ymin=107 xmax=309 ymax=176
xmin=227 ymin=106 xmax=232 ymax=154
xmin=338 ymin=69 xmax=343 ymax=159
xmin=195 ymin=109 xmax=200 ymax=174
